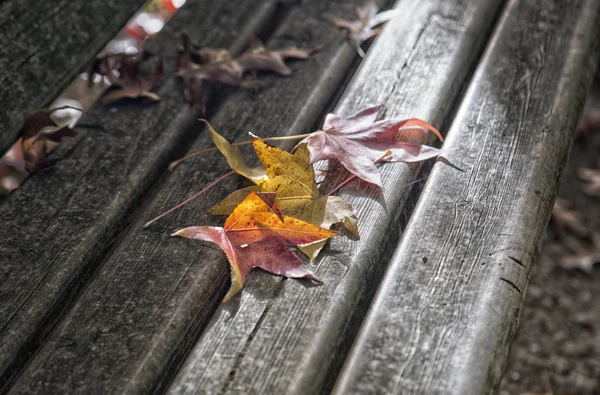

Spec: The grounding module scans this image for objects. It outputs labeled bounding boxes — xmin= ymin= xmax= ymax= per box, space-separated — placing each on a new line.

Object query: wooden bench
xmin=1 ymin=0 xmax=598 ymax=394
xmin=0 ymin=0 xmax=148 ymax=155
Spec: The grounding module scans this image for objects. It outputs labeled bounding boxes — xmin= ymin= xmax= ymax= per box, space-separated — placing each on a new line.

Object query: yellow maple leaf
xmin=208 ymin=132 xmax=358 ymax=261
xmin=202 ymin=119 xmax=267 ymax=182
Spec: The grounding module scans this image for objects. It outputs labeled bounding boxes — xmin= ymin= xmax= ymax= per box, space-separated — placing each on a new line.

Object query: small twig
xmin=143 ymin=171 xmax=235 ymax=228
xmin=168 ymin=132 xmax=312 ymax=171
xmin=327 ymin=174 xmax=358 ymax=196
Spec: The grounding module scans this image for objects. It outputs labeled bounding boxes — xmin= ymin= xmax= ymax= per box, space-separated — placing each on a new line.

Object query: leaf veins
xmin=173 ymin=192 xmax=338 ymax=301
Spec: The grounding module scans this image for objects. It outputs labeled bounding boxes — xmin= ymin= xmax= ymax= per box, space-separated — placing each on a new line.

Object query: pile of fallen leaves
xmin=0 ymin=1 xmax=442 ymax=301
xmin=162 ymin=105 xmax=448 ymax=300
xmin=1 ymin=1 xmax=398 ymax=194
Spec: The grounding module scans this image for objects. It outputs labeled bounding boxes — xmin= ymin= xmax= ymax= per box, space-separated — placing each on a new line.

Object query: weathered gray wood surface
xmin=167 ymin=1 xmax=506 ymax=394
xmin=3 ymin=0 xmax=594 ymax=393
xmin=332 ymin=0 xmax=600 ymax=394
xmin=0 ymin=0 xmax=277 ymax=390
xmin=4 ymin=0 xmax=377 ymax=393
xmin=0 ymin=0 xmax=147 ymax=154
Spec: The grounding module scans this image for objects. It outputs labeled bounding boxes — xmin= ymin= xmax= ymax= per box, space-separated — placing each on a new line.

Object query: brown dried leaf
xmin=87 ymin=50 xmax=153 ymax=85
xmin=20 ymin=108 xmax=82 ymax=173
xmin=236 ymin=36 xmax=320 ymax=77
xmin=90 ymin=50 xmax=164 ymax=103
xmin=176 ymin=33 xmax=233 ymax=72
xmin=178 ymin=35 xmax=319 ymax=111
xmin=102 ymin=58 xmax=164 ymax=103
xmin=559 ymin=233 xmax=600 ymax=273
xmin=552 ymin=198 xmax=589 ymax=238
xmin=0 ymin=107 xmax=83 ymax=194
xmin=327 ymin=1 xmax=400 ymax=57
xmin=578 ymin=167 xmax=600 ymax=197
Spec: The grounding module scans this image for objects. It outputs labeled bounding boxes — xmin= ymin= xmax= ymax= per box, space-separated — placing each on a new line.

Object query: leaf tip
xmin=222 ymin=266 xmax=245 ymax=303
xmin=171 ymin=228 xmax=187 ymax=237
xmin=437 ymin=156 xmax=464 ymax=172
xmin=306 ymin=272 xmax=324 ymax=285
xmin=167 ymin=161 xmax=179 ymax=172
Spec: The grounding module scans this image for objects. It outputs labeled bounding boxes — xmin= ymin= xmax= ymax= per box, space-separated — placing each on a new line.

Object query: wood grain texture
xmin=0 ymin=0 xmax=276 ymax=391
xmin=0 ymin=0 xmax=148 ymax=154
xmin=332 ymin=0 xmax=600 ymax=394
xmin=167 ymin=1 xmax=505 ymax=394
xmin=4 ymin=0 xmax=374 ymax=393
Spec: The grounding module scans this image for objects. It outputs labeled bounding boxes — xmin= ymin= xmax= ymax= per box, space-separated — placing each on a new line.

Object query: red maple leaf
xmin=297 ymin=104 xmax=445 ymax=187
xmin=173 ymin=192 xmax=338 ymax=301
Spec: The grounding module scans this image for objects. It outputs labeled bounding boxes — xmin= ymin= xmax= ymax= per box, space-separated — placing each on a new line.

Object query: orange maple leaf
xmin=173 ymin=192 xmax=338 ymax=301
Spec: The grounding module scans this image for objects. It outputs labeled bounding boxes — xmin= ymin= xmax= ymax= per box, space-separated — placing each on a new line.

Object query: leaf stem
xmin=168 ymin=133 xmax=313 ymax=171
xmin=143 ymin=171 xmax=235 ymax=228
xmin=327 ymin=175 xmax=357 ymax=196
xmin=327 ymin=154 xmax=390 ymax=196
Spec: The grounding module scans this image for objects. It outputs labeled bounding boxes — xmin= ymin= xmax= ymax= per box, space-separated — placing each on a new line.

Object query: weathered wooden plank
xmin=4 ymin=0 xmax=375 ymax=393
xmin=0 ymin=0 xmax=276 ymax=390
xmin=0 ymin=0 xmax=149 ymax=154
xmin=332 ymin=0 xmax=600 ymax=394
xmin=166 ymin=1 xmax=506 ymax=394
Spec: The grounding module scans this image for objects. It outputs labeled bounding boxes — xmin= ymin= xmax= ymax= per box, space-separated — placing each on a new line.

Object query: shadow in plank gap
xmin=0 ymin=0 xmax=184 ymax=195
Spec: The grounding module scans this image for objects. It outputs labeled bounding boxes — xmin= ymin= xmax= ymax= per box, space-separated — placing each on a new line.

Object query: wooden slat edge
xmin=167 ymin=0 xmax=506 ymax=394
xmin=332 ymin=0 xmax=600 ymax=394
